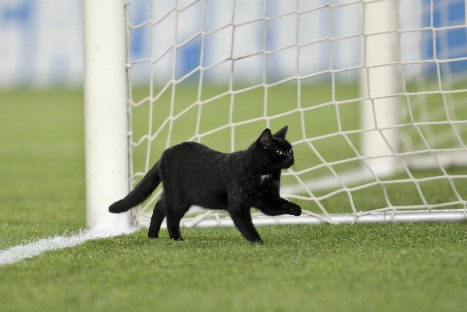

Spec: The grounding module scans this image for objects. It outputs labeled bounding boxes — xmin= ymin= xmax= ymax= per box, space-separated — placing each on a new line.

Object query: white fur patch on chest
xmin=260 ymin=174 xmax=272 ymax=183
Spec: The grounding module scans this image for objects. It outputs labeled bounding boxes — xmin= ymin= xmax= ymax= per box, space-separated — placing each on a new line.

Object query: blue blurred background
xmin=0 ymin=0 xmax=466 ymax=88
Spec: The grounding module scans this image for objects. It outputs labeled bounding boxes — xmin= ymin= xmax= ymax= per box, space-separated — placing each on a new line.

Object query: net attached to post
xmin=125 ymin=0 xmax=467 ymax=228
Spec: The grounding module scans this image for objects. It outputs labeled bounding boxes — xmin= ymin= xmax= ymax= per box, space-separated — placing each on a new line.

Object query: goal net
xmin=118 ymin=0 xmax=467 ymax=229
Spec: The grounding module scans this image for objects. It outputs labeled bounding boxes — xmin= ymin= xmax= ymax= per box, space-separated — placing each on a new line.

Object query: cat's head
xmin=256 ymin=126 xmax=294 ymax=170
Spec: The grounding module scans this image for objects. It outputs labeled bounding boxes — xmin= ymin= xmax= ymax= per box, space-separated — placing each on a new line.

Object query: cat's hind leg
xmin=166 ymin=213 xmax=185 ymax=241
xmin=148 ymin=196 xmax=166 ymax=238
xmin=165 ymin=199 xmax=190 ymax=241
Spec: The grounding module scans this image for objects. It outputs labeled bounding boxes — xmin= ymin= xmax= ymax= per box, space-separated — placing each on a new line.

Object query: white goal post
xmin=84 ymin=0 xmax=467 ymax=233
xmin=83 ymin=0 xmax=132 ymax=232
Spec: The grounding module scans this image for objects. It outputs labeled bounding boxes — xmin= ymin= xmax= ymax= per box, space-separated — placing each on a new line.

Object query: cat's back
xmin=164 ymin=141 xmax=218 ymax=157
xmin=160 ymin=141 xmax=226 ymax=169
xmin=159 ymin=141 xmax=230 ymax=200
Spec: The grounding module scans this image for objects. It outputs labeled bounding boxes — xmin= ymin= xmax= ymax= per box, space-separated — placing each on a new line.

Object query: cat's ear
xmin=258 ymin=128 xmax=273 ymax=148
xmin=273 ymin=125 xmax=288 ymax=139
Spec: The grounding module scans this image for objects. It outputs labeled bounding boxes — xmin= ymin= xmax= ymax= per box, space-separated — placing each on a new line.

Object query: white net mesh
xmin=126 ymin=0 xmax=467 ymax=227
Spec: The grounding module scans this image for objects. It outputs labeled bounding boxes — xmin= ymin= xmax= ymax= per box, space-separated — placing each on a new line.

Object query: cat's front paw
xmin=289 ymin=203 xmax=302 ymax=216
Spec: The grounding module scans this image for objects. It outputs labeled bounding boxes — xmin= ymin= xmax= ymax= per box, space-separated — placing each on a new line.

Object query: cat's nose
xmin=283 ymin=156 xmax=294 ymax=168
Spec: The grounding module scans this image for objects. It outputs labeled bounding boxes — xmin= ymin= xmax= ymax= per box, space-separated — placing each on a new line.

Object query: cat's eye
xmin=276 ymin=149 xmax=283 ymax=155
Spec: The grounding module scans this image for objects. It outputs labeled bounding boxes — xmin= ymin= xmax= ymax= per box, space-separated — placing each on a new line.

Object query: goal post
xmin=83 ymin=0 xmax=132 ymax=233
xmin=83 ymin=0 xmax=467 ymax=232
xmin=360 ymin=0 xmax=400 ymax=177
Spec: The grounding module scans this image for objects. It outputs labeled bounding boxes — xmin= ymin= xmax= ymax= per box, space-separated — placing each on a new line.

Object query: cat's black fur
xmin=109 ymin=126 xmax=301 ymax=243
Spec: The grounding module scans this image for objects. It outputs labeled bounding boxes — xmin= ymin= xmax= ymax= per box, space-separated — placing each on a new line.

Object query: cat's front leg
xmin=282 ymin=199 xmax=302 ymax=216
xmin=257 ymin=197 xmax=302 ymax=216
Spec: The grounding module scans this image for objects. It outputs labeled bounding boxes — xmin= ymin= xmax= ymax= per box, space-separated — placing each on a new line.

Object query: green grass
xmin=0 ymin=88 xmax=466 ymax=311
xmin=1 ymin=224 xmax=466 ymax=312
xmin=0 ymin=89 xmax=86 ymax=249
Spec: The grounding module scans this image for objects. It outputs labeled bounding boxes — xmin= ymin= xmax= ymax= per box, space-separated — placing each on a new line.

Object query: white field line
xmin=0 ymin=228 xmax=138 ymax=267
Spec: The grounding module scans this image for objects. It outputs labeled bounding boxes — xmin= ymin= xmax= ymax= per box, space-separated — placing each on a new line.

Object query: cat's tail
xmin=109 ymin=161 xmax=161 ymax=213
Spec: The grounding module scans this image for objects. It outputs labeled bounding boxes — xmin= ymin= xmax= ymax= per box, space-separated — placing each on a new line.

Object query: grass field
xmin=0 ymin=89 xmax=466 ymax=311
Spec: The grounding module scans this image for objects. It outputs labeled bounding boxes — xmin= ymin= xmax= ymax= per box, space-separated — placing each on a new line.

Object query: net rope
xmin=126 ymin=0 xmax=467 ymax=226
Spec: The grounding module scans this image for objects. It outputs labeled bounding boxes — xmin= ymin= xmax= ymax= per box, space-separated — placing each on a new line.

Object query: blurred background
xmin=1 ymin=0 xmax=466 ymax=224
xmin=0 ymin=0 xmax=466 ymax=88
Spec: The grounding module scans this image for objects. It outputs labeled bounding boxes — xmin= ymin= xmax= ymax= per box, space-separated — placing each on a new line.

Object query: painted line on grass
xmin=0 ymin=228 xmax=138 ymax=266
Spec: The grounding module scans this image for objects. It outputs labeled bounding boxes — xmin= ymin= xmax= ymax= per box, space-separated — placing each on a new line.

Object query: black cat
xmin=109 ymin=126 xmax=301 ymax=243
